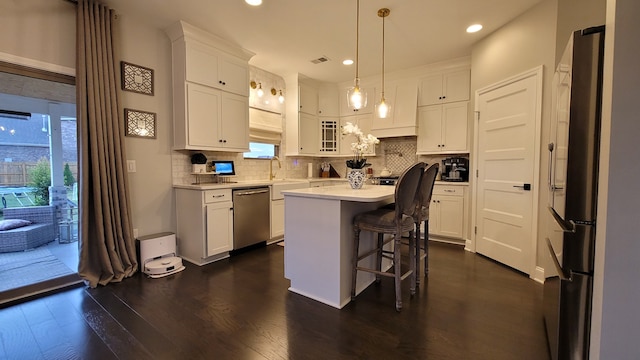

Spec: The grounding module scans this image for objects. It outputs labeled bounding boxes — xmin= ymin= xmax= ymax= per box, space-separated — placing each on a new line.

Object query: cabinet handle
xmin=223 ymin=139 xmax=227 ymax=143
xmin=442 ymin=96 xmax=446 ymax=99
xmin=219 ymin=139 xmax=223 ymax=143
xmin=444 ymin=189 xmax=455 ymax=193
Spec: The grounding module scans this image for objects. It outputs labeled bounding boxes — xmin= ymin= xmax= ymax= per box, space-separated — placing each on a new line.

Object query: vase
xmin=347 ymin=168 xmax=366 ymax=189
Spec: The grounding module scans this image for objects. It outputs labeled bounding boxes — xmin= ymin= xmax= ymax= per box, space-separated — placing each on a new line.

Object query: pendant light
xmin=376 ymin=8 xmax=391 ymax=119
xmin=347 ymin=0 xmax=367 ymax=110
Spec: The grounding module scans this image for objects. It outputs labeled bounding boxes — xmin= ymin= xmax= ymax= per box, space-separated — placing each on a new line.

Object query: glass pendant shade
xmin=348 ymin=80 xmax=367 ymax=110
xmin=376 ymin=97 xmax=390 ymax=118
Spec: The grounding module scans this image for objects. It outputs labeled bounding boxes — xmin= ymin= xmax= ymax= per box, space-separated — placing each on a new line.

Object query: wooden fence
xmin=0 ymin=162 xmax=78 ymax=187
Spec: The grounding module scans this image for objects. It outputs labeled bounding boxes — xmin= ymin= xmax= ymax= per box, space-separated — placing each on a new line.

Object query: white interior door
xmin=474 ymin=68 xmax=541 ymax=275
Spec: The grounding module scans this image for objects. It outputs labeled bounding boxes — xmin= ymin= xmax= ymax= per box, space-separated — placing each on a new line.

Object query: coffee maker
xmin=441 ymin=157 xmax=469 ymax=182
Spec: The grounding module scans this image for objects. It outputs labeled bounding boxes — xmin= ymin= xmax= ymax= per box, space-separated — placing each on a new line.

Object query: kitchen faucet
xmin=269 ymin=156 xmax=281 ymax=180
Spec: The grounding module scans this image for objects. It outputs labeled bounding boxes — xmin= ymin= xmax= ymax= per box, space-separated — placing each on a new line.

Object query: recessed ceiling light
xmin=343 ymin=59 xmax=354 ymax=66
xmin=466 ymin=24 xmax=483 ymax=33
xmin=245 ymin=0 xmax=262 ymax=6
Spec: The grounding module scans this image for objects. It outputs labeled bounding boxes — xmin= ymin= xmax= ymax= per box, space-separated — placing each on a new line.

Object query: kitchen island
xmin=282 ymin=184 xmax=395 ymax=309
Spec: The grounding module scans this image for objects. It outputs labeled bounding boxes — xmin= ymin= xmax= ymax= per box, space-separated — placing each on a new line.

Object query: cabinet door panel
xmin=186 ymin=83 xmax=221 ymax=148
xmin=318 ymin=86 xmax=339 ymax=117
xmin=418 ymin=74 xmax=444 ymax=106
xmin=271 ymin=199 xmax=284 ymax=238
xmin=442 ymin=69 xmax=470 ymax=103
xmin=417 ymin=105 xmax=443 ymax=152
xmin=206 ymin=202 xmax=233 ymax=256
xmin=185 ymin=43 xmax=219 ymax=87
xmin=299 ymin=113 xmax=319 ymax=154
xmin=221 ymin=92 xmax=249 ymax=150
xmin=219 ymin=56 xmax=249 ymax=96
xmin=437 ymin=196 xmax=464 ymax=238
xmin=299 ymin=84 xmax=319 ymax=115
xmin=441 ymin=102 xmax=468 ymax=152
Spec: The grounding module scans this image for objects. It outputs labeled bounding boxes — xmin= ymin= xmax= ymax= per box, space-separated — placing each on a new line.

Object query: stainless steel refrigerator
xmin=544 ymin=26 xmax=605 ymax=360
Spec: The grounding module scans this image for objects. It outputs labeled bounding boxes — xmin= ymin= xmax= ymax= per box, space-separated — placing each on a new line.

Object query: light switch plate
xmin=127 ymin=160 xmax=136 ymax=173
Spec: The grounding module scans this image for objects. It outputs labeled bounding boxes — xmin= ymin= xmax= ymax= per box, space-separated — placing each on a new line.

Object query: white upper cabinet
xmin=182 ymin=83 xmax=249 ymax=152
xmin=371 ymin=78 xmax=418 ymax=138
xmin=418 ymin=69 xmax=470 ymax=106
xmin=184 ymin=42 xmax=249 ymax=97
xmin=417 ymin=101 xmax=468 ymax=154
xmin=166 ymin=21 xmax=254 ymax=151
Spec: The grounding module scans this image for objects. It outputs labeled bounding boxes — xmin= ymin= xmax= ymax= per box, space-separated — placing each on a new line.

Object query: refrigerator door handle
xmin=548 ymin=206 xmax=576 ymax=233
xmin=548 ymin=142 xmax=554 ymax=190
xmin=546 ymin=237 xmax=571 ymax=281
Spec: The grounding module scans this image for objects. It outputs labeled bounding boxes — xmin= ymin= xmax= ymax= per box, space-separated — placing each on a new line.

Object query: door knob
xmin=513 ymin=184 xmax=531 ymax=191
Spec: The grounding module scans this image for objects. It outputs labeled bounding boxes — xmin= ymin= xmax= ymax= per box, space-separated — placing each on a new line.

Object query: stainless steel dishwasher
xmin=232 ymin=187 xmax=270 ymax=250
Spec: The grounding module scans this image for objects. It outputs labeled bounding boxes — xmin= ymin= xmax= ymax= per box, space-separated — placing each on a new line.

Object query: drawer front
xmin=432 ymin=185 xmax=464 ymax=196
xmin=204 ymin=189 xmax=232 ymax=203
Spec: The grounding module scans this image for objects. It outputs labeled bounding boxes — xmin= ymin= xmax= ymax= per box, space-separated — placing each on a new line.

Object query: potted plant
xmin=191 ymin=153 xmax=208 ymax=173
xmin=342 ymin=122 xmax=379 ymax=189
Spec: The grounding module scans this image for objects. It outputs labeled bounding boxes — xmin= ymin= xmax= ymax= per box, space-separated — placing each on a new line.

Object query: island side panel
xmin=284 ymin=195 xmax=343 ymax=307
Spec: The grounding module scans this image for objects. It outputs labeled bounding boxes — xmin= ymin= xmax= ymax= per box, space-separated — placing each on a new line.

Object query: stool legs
xmin=375 ymin=233 xmax=383 ymax=283
xmin=424 ymin=219 xmax=429 ymax=276
xmin=394 ymin=232 xmax=402 ymax=311
xmin=351 ymin=227 xmax=361 ymax=300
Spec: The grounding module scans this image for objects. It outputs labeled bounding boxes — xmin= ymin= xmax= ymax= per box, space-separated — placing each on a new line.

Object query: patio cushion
xmin=0 ymin=219 xmax=32 ymax=231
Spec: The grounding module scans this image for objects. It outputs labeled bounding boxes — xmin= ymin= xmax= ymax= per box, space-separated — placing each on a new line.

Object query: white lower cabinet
xmin=270 ymin=200 xmax=285 ymax=239
xmin=176 ymin=188 xmax=233 ymax=265
xmin=428 ymin=184 xmax=468 ymax=241
xmin=270 ymin=182 xmax=310 ymax=240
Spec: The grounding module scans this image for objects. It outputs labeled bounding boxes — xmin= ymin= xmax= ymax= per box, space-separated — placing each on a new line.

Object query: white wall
xmin=556 ymin=0 xmax=607 ymax=65
xmin=591 ymin=0 xmax=640 ymax=357
xmin=116 ymin=13 xmax=176 ymax=238
xmin=470 ymin=0 xmax=558 ymax=272
xmin=0 ymin=0 xmax=75 ymax=71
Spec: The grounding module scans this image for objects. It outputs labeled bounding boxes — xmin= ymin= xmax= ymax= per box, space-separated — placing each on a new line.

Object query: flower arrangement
xmin=342 ymin=122 xmax=380 ymax=169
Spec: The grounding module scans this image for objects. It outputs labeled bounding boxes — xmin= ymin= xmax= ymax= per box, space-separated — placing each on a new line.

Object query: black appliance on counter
xmin=441 ymin=157 xmax=469 ymax=182
xmin=544 ymin=26 xmax=604 ymax=360
xmin=371 ymin=175 xmax=399 ymax=186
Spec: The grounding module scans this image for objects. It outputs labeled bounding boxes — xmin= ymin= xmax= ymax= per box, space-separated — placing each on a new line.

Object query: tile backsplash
xmin=171 ymin=136 xmax=469 ymax=186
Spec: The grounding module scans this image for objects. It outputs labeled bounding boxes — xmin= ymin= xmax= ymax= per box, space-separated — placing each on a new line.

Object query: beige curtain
xmin=76 ymin=0 xmax=137 ymax=287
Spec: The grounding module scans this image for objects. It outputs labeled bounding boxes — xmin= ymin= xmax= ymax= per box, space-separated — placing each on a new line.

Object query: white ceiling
xmin=104 ymin=0 xmax=543 ymax=83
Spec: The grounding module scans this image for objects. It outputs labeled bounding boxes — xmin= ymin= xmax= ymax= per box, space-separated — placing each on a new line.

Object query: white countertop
xmin=173 ymin=177 xmax=346 ymax=191
xmin=282 ymin=184 xmax=395 ymax=202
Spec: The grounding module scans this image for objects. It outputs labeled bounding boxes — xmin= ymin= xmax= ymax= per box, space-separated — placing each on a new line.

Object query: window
xmin=244 ymin=142 xmax=278 ymax=159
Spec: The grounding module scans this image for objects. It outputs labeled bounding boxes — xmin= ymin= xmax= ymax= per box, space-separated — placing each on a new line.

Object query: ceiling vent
xmin=310 ymin=56 xmax=330 ymax=64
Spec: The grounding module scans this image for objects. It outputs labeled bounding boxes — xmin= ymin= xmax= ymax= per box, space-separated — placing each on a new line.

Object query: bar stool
xmin=414 ymin=163 xmax=439 ymax=283
xmin=351 ymin=162 xmax=425 ymax=311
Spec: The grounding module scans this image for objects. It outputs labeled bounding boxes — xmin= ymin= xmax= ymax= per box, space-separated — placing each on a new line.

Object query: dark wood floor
xmin=0 ymin=242 xmax=550 ymax=360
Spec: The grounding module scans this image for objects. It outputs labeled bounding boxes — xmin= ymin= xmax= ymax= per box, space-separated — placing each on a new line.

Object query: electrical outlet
xmin=127 ymin=160 xmax=136 ymax=173
xmin=133 ymin=228 xmax=139 ymax=239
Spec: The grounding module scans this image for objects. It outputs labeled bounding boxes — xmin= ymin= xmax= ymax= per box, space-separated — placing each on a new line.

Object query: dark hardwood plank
xmin=0 ymin=242 xmax=550 ymax=360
